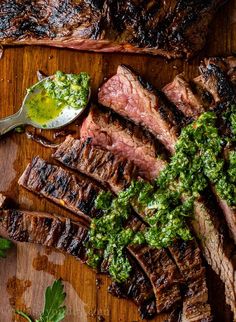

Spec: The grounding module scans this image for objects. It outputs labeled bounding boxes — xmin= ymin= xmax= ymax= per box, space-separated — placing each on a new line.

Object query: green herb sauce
xmin=26 ymin=71 xmax=90 ymax=126
xmin=87 ymin=107 xmax=236 ymax=282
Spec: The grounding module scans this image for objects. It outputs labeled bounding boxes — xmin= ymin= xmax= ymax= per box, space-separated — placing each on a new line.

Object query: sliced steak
xmin=53 ymin=135 xmax=212 ymax=319
xmin=162 ymin=74 xmax=212 ymax=118
xmin=197 ymin=57 xmax=236 ymax=106
xmin=19 ymin=157 xmax=182 ymax=313
xmin=80 ymin=105 xmax=166 ymax=181
xmin=0 ymin=1 xmax=228 ymax=58
xmin=0 ymin=209 xmax=157 ymax=319
xmin=169 ymin=239 xmax=212 ymax=322
xmin=0 ymin=209 xmax=89 ymax=262
xmin=191 ymin=197 xmax=236 ymax=319
xmin=127 ymin=216 xmax=182 ymax=313
xmin=108 ymin=256 xmax=157 ymax=319
xmin=97 ymin=61 xmax=236 ymax=318
xmin=98 ymin=65 xmax=182 ymax=153
xmin=18 ymin=156 xmax=103 ymax=220
xmin=53 ymin=135 xmax=136 ymax=194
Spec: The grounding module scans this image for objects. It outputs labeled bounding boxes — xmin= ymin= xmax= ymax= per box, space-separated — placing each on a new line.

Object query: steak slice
xmin=53 ymin=135 xmax=212 ymax=320
xmin=108 ymin=256 xmax=157 ymax=319
xmin=53 ymin=135 xmax=136 ymax=194
xmin=191 ymin=196 xmax=236 ymax=320
xmin=196 ymin=57 xmax=236 ymax=106
xmin=127 ymin=216 xmax=182 ymax=313
xmin=18 ymin=156 xmax=103 ymax=220
xmin=162 ymin=74 xmax=212 ymax=118
xmin=19 ymin=157 xmax=182 ymax=313
xmin=0 ymin=209 xmax=89 ymax=262
xmin=80 ymin=105 xmax=166 ymax=181
xmin=0 ymin=1 xmax=228 ymax=58
xmin=169 ymin=239 xmax=212 ymax=322
xmin=0 ymin=209 xmax=157 ymax=319
xmin=98 ymin=65 xmax=182 ymax=153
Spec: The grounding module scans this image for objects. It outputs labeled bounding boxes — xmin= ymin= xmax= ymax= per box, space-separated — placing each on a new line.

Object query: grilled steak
xmin=0 ymin=209 xmax=89 ymax=262
xmin=0 ymin=209 xmax=157 ymax=319
xmin=108 ymin=256 xmax=157 ymax=319
xmin=169 ymin=239 xmax=212 ymax=322
xmin=53 ymin=135 xmax=136 ymax=194
xmin=53 ymin=135 xmax=212 ymax=321
xmin=127 ymin=216 xmax=182 ymax=313
xmin=19 ymin=157 xmax=183 ymax=313
xmin=163 ymin=57 xmax=236 ymax=118
xmin=18 ymin=156 xmax=103 ymax=220
xmin=80 ymin=105 xmax=166 ymax=181
xmin=0 ymin=1 xmax=227 ymax=58
xmin=97 ymin=62 xmax=236 ymax=319
xmin=162 ymin=74 xmax=211 ymax=117
xmin=98 ymin=65 xmax=182 ymax=153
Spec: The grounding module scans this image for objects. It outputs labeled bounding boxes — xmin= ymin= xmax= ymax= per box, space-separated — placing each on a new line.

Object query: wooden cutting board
xmin=0 ymin=1 xmax=235 ymax=321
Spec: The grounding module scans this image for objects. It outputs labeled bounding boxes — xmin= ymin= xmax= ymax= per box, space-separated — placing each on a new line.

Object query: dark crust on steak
xmin=18 ymin=156 xmax=103 ymax=220
xmin=0 ymin=209 xmax=157 ymax=319
xmin=0 ymin=0 xmax=228 ymax=58
xmin=0 ymin=209 xmax=89 ymax=262
xmin=169 ymin=239 xmax=212 ymax=322
xmin=53 ymin=135 xmax=137 ymax=194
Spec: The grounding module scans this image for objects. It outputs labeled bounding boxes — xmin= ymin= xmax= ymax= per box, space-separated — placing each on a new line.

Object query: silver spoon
xmin=0 ymin=76 xmax=91 ymax=136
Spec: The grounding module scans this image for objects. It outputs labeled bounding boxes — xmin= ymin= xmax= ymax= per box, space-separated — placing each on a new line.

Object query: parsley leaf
xmin=16 ymin=280 xmax=66 ymax=322
xmin=0 ymin=237 xmax=12 ymax=258
xmin=37 ymin=279 xmax=66 ymax=322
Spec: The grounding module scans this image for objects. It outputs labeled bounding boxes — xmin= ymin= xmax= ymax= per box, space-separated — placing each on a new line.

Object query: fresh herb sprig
xmin=0 ymin=237 xmax=12 ymax=258
xmin=16 ymin=279 xmax=66 ymax=322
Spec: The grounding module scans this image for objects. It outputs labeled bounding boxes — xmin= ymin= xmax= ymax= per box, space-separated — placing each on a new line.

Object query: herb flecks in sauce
xmin=87 ymin=109 xmax=236 ymax=282
xmin=26 ymin=71 xmax=90 ymax=126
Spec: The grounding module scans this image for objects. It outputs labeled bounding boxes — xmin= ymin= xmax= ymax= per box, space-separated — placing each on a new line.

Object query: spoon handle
xmin=0 ymin=110 xmax=25 ymax=136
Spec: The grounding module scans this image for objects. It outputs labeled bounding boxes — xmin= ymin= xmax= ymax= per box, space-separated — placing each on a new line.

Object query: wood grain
xmin=0 ymin=1 xmax=235 ymax=321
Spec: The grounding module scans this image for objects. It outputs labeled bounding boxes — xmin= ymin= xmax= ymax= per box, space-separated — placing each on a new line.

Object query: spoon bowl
xmin=0 ymin=75 xmax=91 ymax=136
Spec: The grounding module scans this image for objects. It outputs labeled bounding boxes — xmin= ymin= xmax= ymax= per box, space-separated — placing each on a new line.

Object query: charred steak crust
xmin=0 ymin=209 xmax=89 ymax=261
xmin=0 ymin=0 xmax=228 ymax=58
xmin=18 ymin=156 xmax=103 ymax=220
xmin=53 ymin=135 xmax=137 ymax=194
xmin=0 ymin=209 xmax=157 ymax=319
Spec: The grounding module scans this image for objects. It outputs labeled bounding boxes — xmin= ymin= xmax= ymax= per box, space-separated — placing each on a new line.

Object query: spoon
xmin=0 ymin=76 xmax=91 ymax=136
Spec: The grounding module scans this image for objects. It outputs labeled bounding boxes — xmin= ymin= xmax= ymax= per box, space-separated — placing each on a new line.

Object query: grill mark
xmin=53 ymin=136 xmax=136 ymax=194
xmin=18 ymin=156 xmax=103 ymax=220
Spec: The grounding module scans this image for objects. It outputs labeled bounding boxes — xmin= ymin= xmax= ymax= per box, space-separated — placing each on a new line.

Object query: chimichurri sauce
xmin=87 ymin=107 xmax=236 ymax=283
xmin=26 ymin=71 xmax=90 ymax=126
